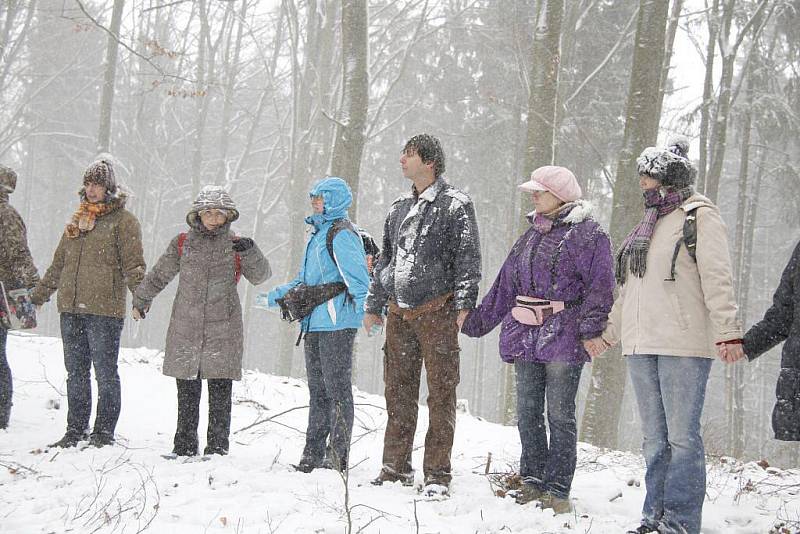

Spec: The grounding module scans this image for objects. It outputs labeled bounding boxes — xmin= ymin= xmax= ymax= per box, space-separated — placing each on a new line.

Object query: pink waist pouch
xmin=511 ymin=296 xmax=565 ymax=326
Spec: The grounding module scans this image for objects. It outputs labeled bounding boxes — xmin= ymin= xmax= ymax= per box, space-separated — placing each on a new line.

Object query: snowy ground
xmin=1 ymin=332 xmax=798 ymax=534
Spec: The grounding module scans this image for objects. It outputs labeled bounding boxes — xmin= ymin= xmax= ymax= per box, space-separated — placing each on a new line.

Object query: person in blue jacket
xmin=260 ymin=177 xmax=369 ymax=472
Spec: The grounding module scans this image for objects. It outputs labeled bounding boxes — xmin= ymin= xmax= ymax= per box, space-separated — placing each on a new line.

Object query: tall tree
xmin=581 ymin=0 xmax=670 ymax=449
xmin=523 ymin=0 xmax=564 ymax=178
xmin=703 ymin=0 xmax=770 ymax=201
xmin=96 ymin=0 xmax=125 ymax=154
xmin=329 ymin=0 xmax=368 ymax=220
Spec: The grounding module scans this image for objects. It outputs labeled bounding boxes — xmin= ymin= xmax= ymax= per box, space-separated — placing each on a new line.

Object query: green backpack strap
xmin=666 ymin=207 xmax=698 ymax=282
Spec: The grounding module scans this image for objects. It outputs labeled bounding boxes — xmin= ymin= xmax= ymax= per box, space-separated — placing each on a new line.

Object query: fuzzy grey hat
xmin=636 ymin=135 xmax=696 ymax=188
xmin=83 ymin=159 xmax=117 ymax=193
xmin=187 ymin=185 xmax=239 ymax=226
xmin=0 ymin=165 xmax=17 ymax=193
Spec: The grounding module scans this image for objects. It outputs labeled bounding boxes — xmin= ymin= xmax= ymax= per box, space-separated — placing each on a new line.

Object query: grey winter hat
xmin=83 ymin=159 xmax=117 ymax=193
xmin=636 ymin=135 xmax=696 ymax=188
xmin=0 ymin=164 xmax=17 ymax=193
xmin=188 ymin=185 xmax=239 ymax=225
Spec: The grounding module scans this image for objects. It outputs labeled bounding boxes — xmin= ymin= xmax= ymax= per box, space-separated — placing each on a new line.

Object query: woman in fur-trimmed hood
xmin=31 ymin=158 xmax=146 ymax=450
xmin=132 ymin=185 xmax=270 ymax=457
xmin=462 ymin=165 xmax=615 ymax=514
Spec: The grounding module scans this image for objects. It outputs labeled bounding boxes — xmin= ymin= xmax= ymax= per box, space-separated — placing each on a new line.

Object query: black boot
xmin=49 ymin=429 xmax=89 ymax=448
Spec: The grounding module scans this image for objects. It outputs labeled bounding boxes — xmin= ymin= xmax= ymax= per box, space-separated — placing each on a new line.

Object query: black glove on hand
xmin=232 ymin=237 xmax=254 ymax=252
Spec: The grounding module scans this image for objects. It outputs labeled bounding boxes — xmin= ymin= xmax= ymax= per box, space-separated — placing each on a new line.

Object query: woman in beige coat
xmin=133 ymin=186 xmax=270 ymax=457
xmin=591 ymin=138 xmax=744 ymax=534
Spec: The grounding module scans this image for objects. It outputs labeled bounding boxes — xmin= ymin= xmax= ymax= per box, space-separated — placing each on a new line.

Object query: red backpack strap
xmin=177 ymin=232 xmax=188 ymax=256
xmin=234 ymin=252 xmax=242 ymax=284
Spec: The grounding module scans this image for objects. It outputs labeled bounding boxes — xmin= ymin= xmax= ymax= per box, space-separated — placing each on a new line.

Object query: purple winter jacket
xmin=461 ymin=201 xmax=615 ymax=364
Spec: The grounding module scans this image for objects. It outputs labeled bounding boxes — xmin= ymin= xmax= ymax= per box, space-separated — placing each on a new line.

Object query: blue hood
xmin=306 ymin=177 xmax=352 ymax=226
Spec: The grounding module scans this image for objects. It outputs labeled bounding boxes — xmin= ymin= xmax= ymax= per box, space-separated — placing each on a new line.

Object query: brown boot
xmin=515 ymin=484 xmax=544 ymax=505
xmin=370 ymin=467 xmax=414 ymax=486
xmin=539 ymin=493 xmax=572 ymax=515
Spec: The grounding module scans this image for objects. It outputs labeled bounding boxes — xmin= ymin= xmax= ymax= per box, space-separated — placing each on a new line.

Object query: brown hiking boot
xmin=370 ymin=467 xmax=414 ymax=486
xmin=515 ymin=484 xmax=544 ymax=505
xmin=539 ymin=493 xmax=572 ymax=515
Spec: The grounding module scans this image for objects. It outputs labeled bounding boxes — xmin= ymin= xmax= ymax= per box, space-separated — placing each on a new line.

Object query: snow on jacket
xmin=133 ymin=217 xmax=270 ymax=381
xmin=266 ymin=177 xmax=369 ymax=332
xmin=31 ymin=192 xmax=145 ymax=319
xmin=602 ymin=193 xmax=743 ymax=357
xmin=0 ymin=190 xmax=39 ymax=290
xmin=743 ymin=239 xmax=800 ymax=441
xmin=461 ymin=201 xmax=614 ymax=364
xmin=366 ymin=177 xmax=481 ymax=313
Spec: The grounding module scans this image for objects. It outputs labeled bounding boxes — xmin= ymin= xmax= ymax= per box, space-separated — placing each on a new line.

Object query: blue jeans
xmin=515 ymin=360 xmax=584 ymax=498
xmin=302 ymin=329 xmax=356 ymax=469
xmin=628 ymin=354 xmax=713 ymax=534
xmin=0 ymin=328 xmax=10 ymax=428
xmin=60 ymin=313 xmax=124 ymax=438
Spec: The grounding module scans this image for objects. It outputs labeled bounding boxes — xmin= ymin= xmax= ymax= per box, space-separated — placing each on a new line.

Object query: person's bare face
xmin=639 ymin=174 xmax=661 ymax=191
xmin=531 ymin=190 xmax=563 ymax=214
xmin=84 ymin=182 xmax=107 ymax=203
xmin=199 ymin=209 xmax=227 ymax=230
xmin=311 ymin=195 xmax=324 ymax=214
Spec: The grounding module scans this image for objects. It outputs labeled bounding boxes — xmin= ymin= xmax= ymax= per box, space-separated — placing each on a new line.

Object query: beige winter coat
xmin=133 ymin=222 xmax=270 ymax=380
xmin=602 ymin=193 xmax=742 ymax=358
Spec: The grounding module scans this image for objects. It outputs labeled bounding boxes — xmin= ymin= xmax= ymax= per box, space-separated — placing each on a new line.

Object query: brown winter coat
xmin=133 ymin=222 xmax=270 ymax=380
xmin=0 ymin=192 xmax=39 ymax=290
xmin=31 ymin=194 xmax=145 ymax=318
xmin=602 ymin=193 xmax=743 ymax=357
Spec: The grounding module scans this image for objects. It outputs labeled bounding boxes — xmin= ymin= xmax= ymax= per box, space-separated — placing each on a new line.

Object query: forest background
xmin=1 ymin=0 xmax=799 ymax=466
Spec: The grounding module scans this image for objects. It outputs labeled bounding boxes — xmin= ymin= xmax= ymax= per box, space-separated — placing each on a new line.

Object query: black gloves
xmin=232 ymin=237 xmax=254 ymax=252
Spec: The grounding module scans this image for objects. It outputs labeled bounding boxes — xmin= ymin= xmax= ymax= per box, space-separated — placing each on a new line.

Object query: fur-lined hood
xmin=526 ymin=199 xmax=595 ymax=226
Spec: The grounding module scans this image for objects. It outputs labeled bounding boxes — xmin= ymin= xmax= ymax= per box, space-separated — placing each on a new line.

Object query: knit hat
xmin=187 ymin=185 xmax=239 ymax=225
xmin=518 ymin=165 xmax=582 ymax=202
xmin=636 ymin=135 xmax=696 ymax=188
xmin=0 ymin=165 xmax=17 ymax=193
xmin=83 ymin=159 xmax=117 ymax=193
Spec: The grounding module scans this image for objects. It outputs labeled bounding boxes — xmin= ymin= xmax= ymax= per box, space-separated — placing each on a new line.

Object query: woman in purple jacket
xmin=461 ymin=166 xmax=615 ymax=513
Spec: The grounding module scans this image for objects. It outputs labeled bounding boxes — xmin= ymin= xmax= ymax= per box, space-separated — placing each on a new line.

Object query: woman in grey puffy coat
xmin=133 ymin=186 xmax=270 ymax=456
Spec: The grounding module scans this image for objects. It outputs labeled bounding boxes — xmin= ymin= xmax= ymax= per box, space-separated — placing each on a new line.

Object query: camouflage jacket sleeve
xmin=0 ymin=203 xmax=39 ymax=288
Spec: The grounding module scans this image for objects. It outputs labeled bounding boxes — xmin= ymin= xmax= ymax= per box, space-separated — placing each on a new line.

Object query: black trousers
xmin=174 ymin=378 xmax=233 ymax=455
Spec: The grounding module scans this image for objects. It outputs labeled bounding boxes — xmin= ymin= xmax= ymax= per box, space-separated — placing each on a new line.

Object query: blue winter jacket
xmin=266 ymin=177 xmax=369 ymax=332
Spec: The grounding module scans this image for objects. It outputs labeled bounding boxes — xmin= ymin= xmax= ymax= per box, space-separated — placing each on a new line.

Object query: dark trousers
xmin=382 ymin=295 xmax=460 ymax=485
xmin=302 ymin=329 xmax=357 ymax=470
xmin=60 ymin=313 xmax=124 ymax=437
xmin=515 ymin=360 xmax=584 ymax=498
xmin=0 ymin=328 xmax=10 ymax=428
xmin=174 ymin=378 xmax=233 ymax=455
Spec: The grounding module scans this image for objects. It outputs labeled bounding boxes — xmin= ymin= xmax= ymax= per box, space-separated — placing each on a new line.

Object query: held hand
xmin=363 ymin=313 xmax=384 ymax=333
xmin=456 ymin=309 xmax=470 ymax=330
xmin=718 ymin=342 xmax=745 ymax=363
xmin=583 ymin=337 xmax=609 ymax=358
xmin=132 ymin=307 xmax=146 ymax=321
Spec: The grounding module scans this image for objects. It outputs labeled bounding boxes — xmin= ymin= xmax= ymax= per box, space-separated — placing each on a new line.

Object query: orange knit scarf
xmin=65 ymin=200 xmax=117 ymax=238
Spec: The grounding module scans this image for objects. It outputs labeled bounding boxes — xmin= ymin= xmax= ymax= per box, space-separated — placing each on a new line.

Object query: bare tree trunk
xmin=329 ymin=0 xmax=368 ymax=220
xmin=96 ymin=0 xmax=125 ymax=154
xmin=697 ymin=0 xmax=720 ymax=193
xmin=217 ymin=0 xmax=248 ymax=184
xmin=518 ymin=0 xmax=564 ymax=229
xmin=704 ymin=0 xmax=770 ymax=202
xmin=654 ymin=0 xmax=684 ymax=121
xmin=581 ymin=0 xmax=669 ymax=449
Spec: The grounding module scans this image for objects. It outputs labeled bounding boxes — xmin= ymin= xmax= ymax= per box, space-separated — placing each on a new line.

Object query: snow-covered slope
xmin=1 ymin=332 xmax=797 ymax=533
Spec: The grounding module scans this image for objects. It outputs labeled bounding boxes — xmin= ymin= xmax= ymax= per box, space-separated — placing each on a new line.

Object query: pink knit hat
xmin=518 ymin=165 xmax=582 ymax=202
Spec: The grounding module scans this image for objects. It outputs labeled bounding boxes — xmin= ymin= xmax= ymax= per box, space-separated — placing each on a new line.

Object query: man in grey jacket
xmin=364 ymin=134 xmax=481 ymax=495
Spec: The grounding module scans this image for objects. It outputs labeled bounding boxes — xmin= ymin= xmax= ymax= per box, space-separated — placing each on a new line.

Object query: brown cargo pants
xmin=380 ymin=293 xmax=460 ymax=486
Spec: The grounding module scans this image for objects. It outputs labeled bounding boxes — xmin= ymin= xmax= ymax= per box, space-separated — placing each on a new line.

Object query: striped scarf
xmin=615 ymin=186 xmax=693 ymax=284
